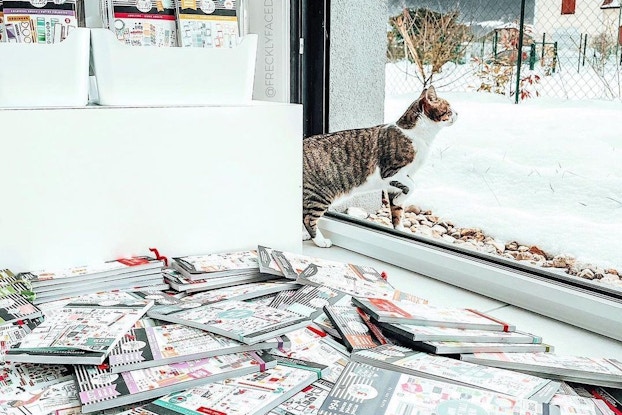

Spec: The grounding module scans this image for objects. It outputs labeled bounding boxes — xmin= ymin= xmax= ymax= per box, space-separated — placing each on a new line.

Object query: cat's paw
xmin=313 ymin=236 xmax=332 ymax=248
xmin=394 ymin=223 xmax=406 ymax=232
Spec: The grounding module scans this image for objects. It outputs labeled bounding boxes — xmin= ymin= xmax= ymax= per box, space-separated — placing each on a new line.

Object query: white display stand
xmin=0 ymin=102 xmax=303 ymax=272
xmin=0 ymin=28 xmax=91 ymax=108
xmin=90 ymin=29 xmax=258 ymax=106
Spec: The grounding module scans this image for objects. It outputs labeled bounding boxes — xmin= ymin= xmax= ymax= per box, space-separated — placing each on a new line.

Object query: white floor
xmin=302 ymin=241 xmax=622 ymax=358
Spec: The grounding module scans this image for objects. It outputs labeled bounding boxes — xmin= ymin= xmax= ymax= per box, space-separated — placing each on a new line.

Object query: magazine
xmin=258 ymin=245 xmax=286 ymax=276
xmin=415 ymin=340 xmax=554 ymax=355
xmin=269 ymin=285 xmax=348 ymax=320
xmin=0 ymin=1 xmax=6 ymax=43
xmin=318 ymin=361 xmax=559 ymax=415
xmin=0 ymin=361 xmax=74 ymax=397
xmin=5 ymin=291 xmax=154 ymax=364
xmin=74 ymin=351 xmax=276 ymax=413
xmin=567 ymin=382 xmax=622 ymax=415
xmin=298 ymin=262 xmax=425 ymax=302
xmin=350 ymin=344 xmax=560 ymax=402
xmin=177 ymin=279 xmax=300 ymax=306
xmin=269 ymin=378 xmax=334 ymax=415
xmin=272 ymin=327 xmax=350 ymax=384
xmin=106 ymin=322 xmax=290 ymax=373
xmin=323 ymin=305 xmax=382 ymax=352
xmin=352 ymin=297 xmax=515 ymax=331
xmin=147 ymin=299 xmax=310 ymax=345
xmin=377 ymin=321 xmax=542 ymax=343
xmin=172 ymin=249 xmax=259 ymax=280
xmin=0 ymin=284 xmax=42 ymax=326
xmin=0 ymin=379 xmax=81 ymax=414
xmin=176 ymin=0 xmax=239 ymax=48
xmin=141 ymin=362 xmax=323 ymax=415
xmin=2 ymin=0 xmax=84 ymax=44
xmin=18 ymin=255 xmax=164 ymax=288
xmin=163 ymin=267 xmax=278 ymax=293
xmin=460 ymin=352 xmax=622 ymax=388
xmin=107 ymin=0 xmax=177 ymax=47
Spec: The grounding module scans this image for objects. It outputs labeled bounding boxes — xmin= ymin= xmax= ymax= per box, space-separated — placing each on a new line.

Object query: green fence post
xmin=530 ymin=44 xmax=536 ymax=70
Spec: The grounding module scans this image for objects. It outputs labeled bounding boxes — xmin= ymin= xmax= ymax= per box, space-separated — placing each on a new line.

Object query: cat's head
xmin=396 ymin=86 xmax=457 ymax=130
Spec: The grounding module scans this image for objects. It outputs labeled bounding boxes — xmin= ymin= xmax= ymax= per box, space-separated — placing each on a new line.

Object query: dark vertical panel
xmin=290 ymin=0 xmax=302 ymax=104
xmin=301 ymin=0 xmax=329 ymax=137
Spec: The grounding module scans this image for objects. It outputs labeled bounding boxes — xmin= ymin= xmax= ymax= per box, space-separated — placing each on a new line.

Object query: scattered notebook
xmin=352 ymin=297 xmax=515 ymax=331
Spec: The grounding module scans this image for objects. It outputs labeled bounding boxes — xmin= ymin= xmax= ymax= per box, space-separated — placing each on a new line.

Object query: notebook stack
xmin=17 ymin=255 xmax=166 ymax=304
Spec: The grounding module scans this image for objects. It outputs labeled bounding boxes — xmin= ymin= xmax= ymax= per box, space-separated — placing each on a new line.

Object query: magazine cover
xmin=5 ymin=292 xmax=154 ymax=364
xmin=272 ymin=327 xmax=350 ymax=384
xmin=270 ymin=378 xmax=335 ymax=415
xmin=0 ymin=379 xmax=81 ymax=414
xmin=378 ymin=322 xmax=542 ymax=343
xmin=2 ymin=0 xmax=83 ymax=44
xmin=298 ymin=263 xmax=421 ymax=301
xmin=147 ymin=299 xmax=310 ymax=344
xmin=107 ymin=322 xmax=289 ymax=373
xmin=323 ymin=305 xmax=381 ymax=352
xmin=318 ymin=361 xmax=559 ymax=415
xmin=0 ymin=1 xmax=6 ymax=42
xmin=270 ymin=285 xmax=348 ymax=320
xmin=257 ymin=245 xmax=286 ymax=276
xmin=108 ymin=0 xmax=177 ymax=46
xmin=142 ymin=363 xmax=322 ymax=415
xmin=172 ymin=249 xmax=259 ymax=280
xmin=75 ymin=351 xmax=276 ymax=413
xmin=352 ymin=297 xmax=515 ymax=331
xmin=416 ymin=340 xmax=554 ymax=355
xmin=460 ymin=352 xmax=622 ymax=388
xmin=176 ymin=0 xmax=238 ymax=48
xmin=178 ymin=279 xmax=300 ymax=306
xmin=351 ymin=344 xmax=561 ymax=402
xmin=162 ymin=267 xmax=276 ymax=293
xmin=18 ymin=255 xmax=163 ymax=287
xmin=0 ymin=285 xmax=42 ymax=326
xmin=0 ymin=361 xmax=74 ymax=395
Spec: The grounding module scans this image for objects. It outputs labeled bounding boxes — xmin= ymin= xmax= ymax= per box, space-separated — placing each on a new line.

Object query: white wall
xmin=0 ymin=103 xmax=303 ymax=272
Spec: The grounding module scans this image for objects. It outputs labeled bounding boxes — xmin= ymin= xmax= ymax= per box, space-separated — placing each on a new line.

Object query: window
xmin=303 ymin=0 xmax=622 ymax=342
xmin=561 ymin=0 xmax=576 ymax=14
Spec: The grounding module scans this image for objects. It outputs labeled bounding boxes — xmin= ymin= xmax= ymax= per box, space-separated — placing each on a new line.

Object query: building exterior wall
xmin=329 ymin=0 xmax=387 ymax=132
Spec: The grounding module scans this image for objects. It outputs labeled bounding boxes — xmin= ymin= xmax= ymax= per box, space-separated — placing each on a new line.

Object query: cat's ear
xmin=425 ymin=85 xmax=438 ymax=101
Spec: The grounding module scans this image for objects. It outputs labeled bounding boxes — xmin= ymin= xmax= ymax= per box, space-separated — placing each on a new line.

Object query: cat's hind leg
xmin=303 ymin=206 xmax=332 ymax=248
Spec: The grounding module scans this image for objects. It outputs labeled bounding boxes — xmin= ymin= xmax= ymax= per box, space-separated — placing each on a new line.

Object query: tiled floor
xmin=302 ymin=241 xmax=622 ymax=358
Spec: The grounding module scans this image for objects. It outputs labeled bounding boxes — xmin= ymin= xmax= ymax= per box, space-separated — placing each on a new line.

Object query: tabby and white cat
xmin=303 ymin=86 xmax=457 ymax=248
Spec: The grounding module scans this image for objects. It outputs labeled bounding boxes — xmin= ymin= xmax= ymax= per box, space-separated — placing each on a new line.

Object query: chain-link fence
xmin=386 ymin=0 xmax=622 ymax=101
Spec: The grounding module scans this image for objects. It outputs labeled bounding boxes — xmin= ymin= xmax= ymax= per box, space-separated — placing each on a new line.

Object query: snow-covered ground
xmin=384 ymin=86 xmax=622 ymax=272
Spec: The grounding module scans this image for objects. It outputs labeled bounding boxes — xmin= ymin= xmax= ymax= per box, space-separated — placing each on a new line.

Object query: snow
xmin=384 ymin=89 xmax=622 ymax=271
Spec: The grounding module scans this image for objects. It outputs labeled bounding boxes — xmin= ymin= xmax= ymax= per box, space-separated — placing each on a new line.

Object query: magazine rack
xmin=90 ymin=29 xmax=259 ymax=106
xmin=0 ymin=28 xmax=91 ymax=108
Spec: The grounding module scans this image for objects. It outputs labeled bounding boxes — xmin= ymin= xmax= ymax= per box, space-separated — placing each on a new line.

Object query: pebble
xmin=354 ymin=203 xmax=622 ymax=289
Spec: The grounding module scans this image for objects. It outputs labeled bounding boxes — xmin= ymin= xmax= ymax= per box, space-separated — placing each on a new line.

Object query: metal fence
xmin=386 ymin=0 xmax=622 ymax=101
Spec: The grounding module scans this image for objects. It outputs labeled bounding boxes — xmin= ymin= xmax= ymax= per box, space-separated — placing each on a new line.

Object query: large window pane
xmin=321 ymin=0 xmax=622 ymax=338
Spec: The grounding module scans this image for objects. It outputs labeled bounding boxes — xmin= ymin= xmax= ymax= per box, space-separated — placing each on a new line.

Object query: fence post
xmin=530 ymin=44 xmax=536 ymax=70
xmin=541 ymin=33 xmax=546 ymax=61
xmin=577 ymin=34 xmax=583 ymax=73
xmin=514 ymin=0 xmax=527 ymax=104
xmin=582 ymin=34 xmax=588 ymax=67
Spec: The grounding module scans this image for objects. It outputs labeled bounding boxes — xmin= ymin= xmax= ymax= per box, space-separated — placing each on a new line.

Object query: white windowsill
xmin=310 ymin=216 xmax=622 ymax=350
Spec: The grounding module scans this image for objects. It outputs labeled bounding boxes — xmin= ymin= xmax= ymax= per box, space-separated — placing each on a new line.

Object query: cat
xmin=303 ymin=85 xmax=457 ymax=248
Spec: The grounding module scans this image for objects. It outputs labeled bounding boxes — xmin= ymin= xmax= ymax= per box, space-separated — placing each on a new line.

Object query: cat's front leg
xmin=387 ymin=177 xmax=414 ymax=231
